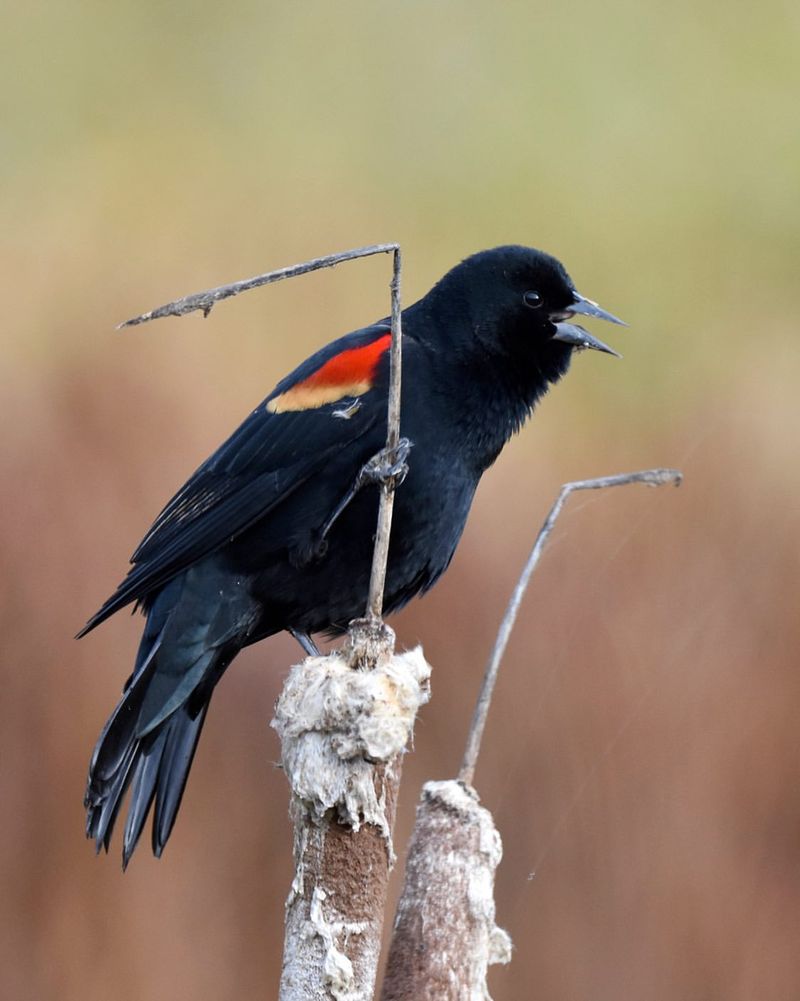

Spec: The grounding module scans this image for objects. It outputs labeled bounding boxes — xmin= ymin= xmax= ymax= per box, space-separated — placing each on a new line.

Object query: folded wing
xmin=79 ymin=323 xmax=393 ymax=635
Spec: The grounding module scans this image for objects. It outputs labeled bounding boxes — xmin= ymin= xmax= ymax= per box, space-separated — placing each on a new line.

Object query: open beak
xmin=549 ymin=291 xmax=626 ymax=356
xmin=551 ymin=321 xmax=622 ymax=357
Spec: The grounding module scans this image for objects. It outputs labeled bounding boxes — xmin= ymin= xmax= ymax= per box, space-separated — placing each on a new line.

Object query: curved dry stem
xmin=458 ymin=467 xmax=683 ymax=786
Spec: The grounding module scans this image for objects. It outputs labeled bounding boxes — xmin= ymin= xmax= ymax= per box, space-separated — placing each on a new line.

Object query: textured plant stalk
xmin=273 ymin=643 xmax=431 ymax=1001
xmin=380 ymin=781 xmax=512 ymax=1001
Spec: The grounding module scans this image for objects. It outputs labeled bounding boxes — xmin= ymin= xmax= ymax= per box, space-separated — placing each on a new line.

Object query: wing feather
xmin=79 ymin=324 xmax=392 ymax=636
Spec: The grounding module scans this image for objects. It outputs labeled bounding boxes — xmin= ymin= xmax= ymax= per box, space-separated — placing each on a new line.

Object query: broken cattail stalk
xmin=380 ymin=780 xmax=511 ymax=1001
xmin=273 ymin=635 xmax=430 ymax=1001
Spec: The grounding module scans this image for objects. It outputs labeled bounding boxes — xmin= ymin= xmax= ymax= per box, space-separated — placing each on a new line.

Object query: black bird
xmin=80 ymin=244 xmax=624 ymax=866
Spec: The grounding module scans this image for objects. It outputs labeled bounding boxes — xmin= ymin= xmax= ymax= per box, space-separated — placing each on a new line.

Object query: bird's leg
xmin=289 ymin=628 xmax=321 ymax=657
xmin=318 ymin=438 xmax=412 ymax=543
xmin=289 ymin=439 xmax=412 ymax=568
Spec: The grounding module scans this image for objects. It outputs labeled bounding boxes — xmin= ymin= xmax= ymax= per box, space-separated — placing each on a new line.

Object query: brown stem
xmin=458 ymin=468 xmax=683 ymax=787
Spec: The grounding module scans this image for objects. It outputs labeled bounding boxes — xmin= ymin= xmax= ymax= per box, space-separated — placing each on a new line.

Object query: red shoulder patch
xmin=267 ymin=333 xmax=391 ymax=414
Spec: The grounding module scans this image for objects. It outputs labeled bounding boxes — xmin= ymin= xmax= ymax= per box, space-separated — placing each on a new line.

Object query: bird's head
xmin=423 ymin=245 xmax=625 ymax=384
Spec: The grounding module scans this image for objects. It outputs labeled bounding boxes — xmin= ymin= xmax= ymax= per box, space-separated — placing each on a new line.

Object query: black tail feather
xmin=153 ymin=705 xmax=208 ymax=856
xmin=121 ymin=732 xmax=164 ymax=867
xmin=85 ymin=618 xmax=217 ymax=866
xmin=87 ymin=637 xmax=161 ymax=789
xmin=87 ymin=696 xmax=212 ymax=867
xmin=86 ymin=736 xmax=138 ymax=853
xmin=83 ymin=569 xmax=254 ymax=864
xmin=85 ymin=661 xmax=156 ymax=849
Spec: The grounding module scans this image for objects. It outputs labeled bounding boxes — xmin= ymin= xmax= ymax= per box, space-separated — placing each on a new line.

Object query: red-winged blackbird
xmin=81 ymin=244 xmax=624 ymax=865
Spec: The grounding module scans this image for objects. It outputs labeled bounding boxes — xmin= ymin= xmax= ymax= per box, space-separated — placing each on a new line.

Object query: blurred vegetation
xmin=1 ymin=2 xmax=798 ymax=999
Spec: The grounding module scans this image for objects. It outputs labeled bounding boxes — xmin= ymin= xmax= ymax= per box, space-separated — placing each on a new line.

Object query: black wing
xmin=79 ymin=323 xmax=392 ymax=635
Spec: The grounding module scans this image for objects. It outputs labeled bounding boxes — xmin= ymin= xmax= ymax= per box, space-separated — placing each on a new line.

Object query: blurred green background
xmin=2 ymin=1 xmax=799 ymax=998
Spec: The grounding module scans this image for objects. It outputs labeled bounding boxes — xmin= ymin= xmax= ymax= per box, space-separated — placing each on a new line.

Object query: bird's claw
xmin=359 ymin=438 xmax=412 ymax=488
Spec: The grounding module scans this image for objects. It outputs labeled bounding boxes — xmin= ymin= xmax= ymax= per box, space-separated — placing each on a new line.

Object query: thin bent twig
xmin=118 ymin=243 xmax=400 ymax=328
xmin=458 ymin=467 xmax=683 ymax=787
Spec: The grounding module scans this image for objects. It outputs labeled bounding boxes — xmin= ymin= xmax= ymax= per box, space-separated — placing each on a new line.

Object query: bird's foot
xmin=357 ymin=437 xmax=412 ymax=489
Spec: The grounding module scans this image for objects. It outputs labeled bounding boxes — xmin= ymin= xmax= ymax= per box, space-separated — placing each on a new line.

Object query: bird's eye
xmin=523 ymin=291 xmax=543 ymax=309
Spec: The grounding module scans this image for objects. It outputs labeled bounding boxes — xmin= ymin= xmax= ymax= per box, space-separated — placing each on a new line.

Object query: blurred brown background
xmin=2 ymin=1 xmax=799 ymax=998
